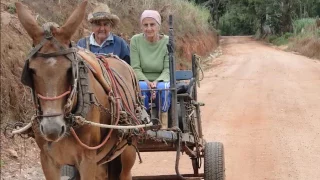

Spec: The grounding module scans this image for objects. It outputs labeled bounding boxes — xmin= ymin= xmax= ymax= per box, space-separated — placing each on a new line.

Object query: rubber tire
xmin=61 ymin=165 xmax=79 ymax=180
xmin=204 ymin=142 xmax=225 ymax=180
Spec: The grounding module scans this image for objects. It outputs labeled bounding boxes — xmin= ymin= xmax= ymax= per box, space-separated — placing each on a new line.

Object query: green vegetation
xmin=268 ymin=33 xmax=294 ymax=46
xmin=289 ymin=18 xmax=320 ymax=59
xmin=190 ymin=0 xmax=320 ymax=36
xmin=7 ymin=4 xmax=16 ymax=14
xmin=0 ymin=160 xmax=5 ymax=167
xmin=293 ymin=18 xmax=317 ymax=35
xmin=190 ymin=0 xmax=320 ymax=59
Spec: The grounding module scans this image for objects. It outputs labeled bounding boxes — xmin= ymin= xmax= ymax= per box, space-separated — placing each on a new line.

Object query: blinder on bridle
xmin=21 ymin=22 xmax=79 ymax=117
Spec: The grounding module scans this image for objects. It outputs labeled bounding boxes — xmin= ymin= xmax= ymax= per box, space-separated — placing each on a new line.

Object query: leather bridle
xmin=21 ymin=22 xmax=79 ymax=118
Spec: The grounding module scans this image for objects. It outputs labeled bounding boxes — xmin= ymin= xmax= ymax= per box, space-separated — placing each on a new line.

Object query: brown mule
xmin=16 ymin=1 xmax=142 ymax=179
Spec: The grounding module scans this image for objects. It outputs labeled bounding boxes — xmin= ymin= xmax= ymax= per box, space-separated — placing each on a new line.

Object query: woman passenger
xmin=130 ymin=10 xmax=171 ymax=129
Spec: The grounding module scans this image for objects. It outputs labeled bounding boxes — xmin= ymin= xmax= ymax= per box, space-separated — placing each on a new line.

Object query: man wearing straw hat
xmin=77 ymin=3 xmax=130 ymax=64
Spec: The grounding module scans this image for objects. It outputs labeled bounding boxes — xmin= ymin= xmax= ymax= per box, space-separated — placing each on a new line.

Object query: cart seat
xmin=176 ymin=70 xmax=194 ymax=94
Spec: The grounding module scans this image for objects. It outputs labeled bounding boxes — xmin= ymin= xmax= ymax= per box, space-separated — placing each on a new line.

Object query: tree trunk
xmin=280 ymin=0 xmax=293 ymax=33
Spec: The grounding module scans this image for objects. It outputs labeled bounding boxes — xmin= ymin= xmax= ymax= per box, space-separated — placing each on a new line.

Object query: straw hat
xmin=87 ymin=3 xmax=120 ymax=26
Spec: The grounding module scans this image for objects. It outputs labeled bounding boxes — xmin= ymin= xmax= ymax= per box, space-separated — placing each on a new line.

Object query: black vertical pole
xmin=167 ymin=15 xmax=178 ymax=128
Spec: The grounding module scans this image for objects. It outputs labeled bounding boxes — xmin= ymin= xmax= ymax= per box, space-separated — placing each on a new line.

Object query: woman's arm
xmin=155 ymin=51 xmax=170 ymax=82
xmin=130 ymin=36 xmax=148 ymax=81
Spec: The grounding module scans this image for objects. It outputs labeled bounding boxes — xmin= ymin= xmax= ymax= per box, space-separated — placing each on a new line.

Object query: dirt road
xmin=132 ymin=36 xmax=320 ymax=180
xmin=2 ymin=36 xmax=320 ymax=180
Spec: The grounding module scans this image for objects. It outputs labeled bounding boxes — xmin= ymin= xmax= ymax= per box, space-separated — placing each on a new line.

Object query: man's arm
xmin=118 ymin=38 xmax=131 ymax=65
xmin=77 ymin=38 xmax=86 ymax=49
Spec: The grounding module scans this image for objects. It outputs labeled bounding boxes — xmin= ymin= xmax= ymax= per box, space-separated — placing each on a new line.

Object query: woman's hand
xmin=151 ymin=81 xmax=158 ymax=88
xmin=147 ymin=81 xmax=153 ymax=89
xmin=147 ymin=81 xmax=157 ymax=89
xmin=147 ymin=81 xmax=158 ymax=100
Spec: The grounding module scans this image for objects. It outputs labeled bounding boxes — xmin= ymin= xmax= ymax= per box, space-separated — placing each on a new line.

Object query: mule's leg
xmin=40 ymin=152 xmax=61 ymax=180
xmin=108 ymin=156 xmax=122 ymax=180
xmin=78 ymin=160 xmax=98 ymax=180
xmin=95 ymin=163 xmax=108 ymax=180
xmin=119 ymin=145 xmax=137 ymax=180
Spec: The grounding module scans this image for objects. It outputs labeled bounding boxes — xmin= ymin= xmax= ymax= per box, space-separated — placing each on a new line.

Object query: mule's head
xmin=16 ymin=1 xmax=87 ymax=141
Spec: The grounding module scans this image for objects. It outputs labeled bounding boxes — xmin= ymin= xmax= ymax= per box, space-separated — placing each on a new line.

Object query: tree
xmin=191 ymin=0 xmax=319 ymax=35
xmin=203 ymin=0 xmax=227 ymax=29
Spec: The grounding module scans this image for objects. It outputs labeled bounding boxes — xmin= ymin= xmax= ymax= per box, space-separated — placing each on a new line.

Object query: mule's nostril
xmin=60 ymin=125 xmax=65 ymax=137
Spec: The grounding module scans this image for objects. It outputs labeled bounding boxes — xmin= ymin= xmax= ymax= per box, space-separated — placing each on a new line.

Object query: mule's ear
xmin=60 ymin=1 xmax=88 ymax=40
xmin=15 ymin=2 xmax=42 ymax=44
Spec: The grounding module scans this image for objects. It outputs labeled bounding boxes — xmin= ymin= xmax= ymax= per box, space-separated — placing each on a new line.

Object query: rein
xmin=22 ymin=22 xmax=79 ymax=119
xmin=22 ymin=22 xmax=144 ymax=153
xmin=69 ymin=56 xmax=145 ymax=150
xmin=32 ymin=45 xmax=77 ymax=116
xmin=69 ymin=57 xmax=123 ymax=150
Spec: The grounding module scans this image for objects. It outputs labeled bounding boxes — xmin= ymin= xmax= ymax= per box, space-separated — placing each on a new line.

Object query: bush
xmin=289 ymin=37 xmax=320 ymax=59
xmin=283 ymin=32 xmax=293 ymax=39
xmin=267 ymin=32 xmax=293 ymax=46
xmin=271 ymin=36 xmax=289 ymax=46
xmin=293 ymin=18 xmax=316 ymax=35
xmin=267 ymin=35 xmax=278 ymax=42
xmin=7 ymin=4 xmax=16 ymax=14
xmin=288 ymin=18 xmax=320 ymax=59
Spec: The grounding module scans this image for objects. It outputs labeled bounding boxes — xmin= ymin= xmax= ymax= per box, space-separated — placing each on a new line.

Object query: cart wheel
xmin=61 ymin=165 xmax=79 ymax=180
xmin=204 ymin=142 xmax=225 ymax=180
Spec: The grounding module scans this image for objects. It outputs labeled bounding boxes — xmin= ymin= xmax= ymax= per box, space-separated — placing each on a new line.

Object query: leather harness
xmin=21 ymin=23 xmax=144 ymax=159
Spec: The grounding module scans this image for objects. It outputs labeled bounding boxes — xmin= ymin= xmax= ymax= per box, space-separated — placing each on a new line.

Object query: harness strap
xmin=25 ymin=23 xmax=80 ymax=119
xmin=25 ymin=38 xmax=48 ymax=60
xmin=68 ymin=56 xmax=122 ymax=150
xmin=110 ymin=68 xmax=140 ymax=125
xmin=36 ymin=48 xmax=78 ymax=57
xmin=100 ymin=57 xmax=141 ymax=125
xmin=69 ymin=57 xmax=144 ymax=150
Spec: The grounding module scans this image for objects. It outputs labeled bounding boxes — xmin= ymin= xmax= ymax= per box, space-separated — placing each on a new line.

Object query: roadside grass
xmin=293 ymin=18 xmax=316 ymax=35
xmin=268 ymin=32 xmax=293 ymax=46
xmin=267 ymin=18 xmax=320 ymax=59
xmin=289 ymin=18 xmax=320 ymax=59
xmin=289 ymin=36 xmax=320 ymax=59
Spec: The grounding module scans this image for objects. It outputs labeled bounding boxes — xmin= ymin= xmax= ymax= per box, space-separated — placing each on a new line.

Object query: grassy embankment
xmin=267 ymin=18 xmax=320 ymax=59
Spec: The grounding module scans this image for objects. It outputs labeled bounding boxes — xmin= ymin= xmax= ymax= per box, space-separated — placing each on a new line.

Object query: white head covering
xmin=140 ymin=10 xmax=161 ymax=25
